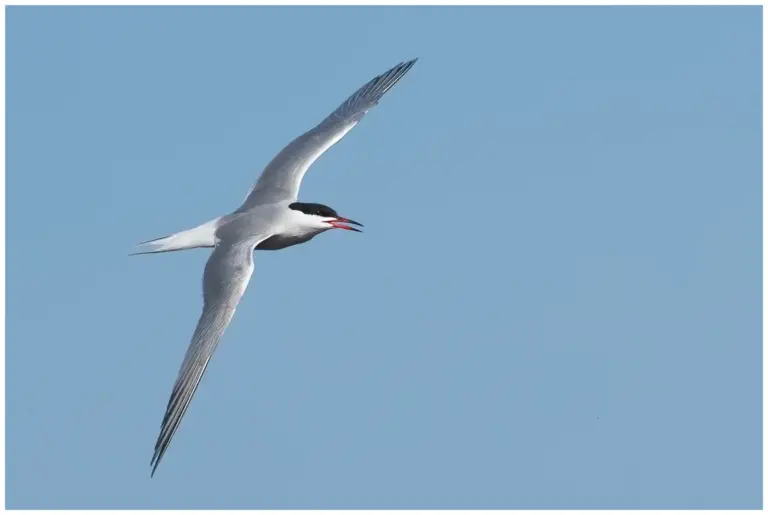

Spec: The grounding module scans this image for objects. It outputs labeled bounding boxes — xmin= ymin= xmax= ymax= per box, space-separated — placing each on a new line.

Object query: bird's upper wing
xmin=237 ymin=59 xmax=417 ymax=208
xmin=150 ymin=234 xmax=270 ymax=476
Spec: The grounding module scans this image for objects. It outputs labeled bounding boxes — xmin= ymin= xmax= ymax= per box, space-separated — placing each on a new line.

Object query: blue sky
xmin=6 ymin=6 xmax=762 ymax=509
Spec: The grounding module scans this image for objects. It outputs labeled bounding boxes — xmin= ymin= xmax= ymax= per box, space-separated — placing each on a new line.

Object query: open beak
xmin=328 ymin=217 xmax=363 ymax=233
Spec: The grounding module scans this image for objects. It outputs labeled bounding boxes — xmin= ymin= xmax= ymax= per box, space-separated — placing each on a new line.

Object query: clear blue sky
xmin=6 ymin=6 xmax=761 ymax=509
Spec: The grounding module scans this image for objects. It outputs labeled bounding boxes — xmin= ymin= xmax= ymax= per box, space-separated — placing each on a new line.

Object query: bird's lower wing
xmin=150 ymin=237 xmax=269 ymax=476
xmin=238 ymin=59 xmax=417 ymax=208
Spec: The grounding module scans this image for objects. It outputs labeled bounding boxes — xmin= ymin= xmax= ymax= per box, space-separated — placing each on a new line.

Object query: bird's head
xmin=288 ymin=202 xmax=363 ymax=233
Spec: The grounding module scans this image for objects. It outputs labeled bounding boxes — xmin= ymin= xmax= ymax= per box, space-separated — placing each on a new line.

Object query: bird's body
xmin=134 ymin=59 xmax=417 ymax=476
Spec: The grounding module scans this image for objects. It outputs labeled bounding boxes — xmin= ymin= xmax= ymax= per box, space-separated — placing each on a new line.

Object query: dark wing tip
xmin=390 ymin=58 xmax=418 ymax=77
xmin=400 ymin=58 xmax=418 ymax=69
xmin=368 ymin=58 xmax=419 ymax=100
xmin=150 ymin=446 xmax=162 ymax=477
xmin=321 ymin=57 xmax=418 ymax=126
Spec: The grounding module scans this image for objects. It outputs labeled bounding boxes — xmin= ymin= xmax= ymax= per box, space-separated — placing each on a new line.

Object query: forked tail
xmin=131 ymin=217 xmax=221 ymax=255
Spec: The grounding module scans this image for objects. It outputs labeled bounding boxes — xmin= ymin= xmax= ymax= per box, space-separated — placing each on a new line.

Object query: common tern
xmin=134 ymin=59 xmax=417 ymax=476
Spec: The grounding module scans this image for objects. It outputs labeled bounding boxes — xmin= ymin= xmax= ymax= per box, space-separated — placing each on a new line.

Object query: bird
xmin=133 ymin=58 xmax=418 ymax=477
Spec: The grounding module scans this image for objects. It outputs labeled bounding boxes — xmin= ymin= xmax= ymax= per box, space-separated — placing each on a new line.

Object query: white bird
xmin=134 ymin=59 xmax=417 ymax=476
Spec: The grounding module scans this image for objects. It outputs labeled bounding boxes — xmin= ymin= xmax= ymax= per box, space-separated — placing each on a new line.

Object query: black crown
xmin=288 ymin=202 xmax=338 ymax=218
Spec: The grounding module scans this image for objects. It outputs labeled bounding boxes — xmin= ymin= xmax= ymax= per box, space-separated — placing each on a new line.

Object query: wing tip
xmin=393 ymin=58 xmax=418 ymax=76
xmin=150 ymin=447 xmax=163 ymax=477
xmin=368 ymin=58 xmax=418 ymax=99
xmin=400 ymin=57 xmax=418 ymax=71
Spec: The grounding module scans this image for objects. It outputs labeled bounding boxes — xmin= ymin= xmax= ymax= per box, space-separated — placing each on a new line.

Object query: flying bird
xmin=134 ymin=59 xmax=418 ymax=476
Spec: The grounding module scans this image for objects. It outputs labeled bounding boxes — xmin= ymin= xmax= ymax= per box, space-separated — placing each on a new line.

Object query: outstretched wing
xmin=238 ymin=58 xmax=418 ymax=208
xmin=150 ymin=236 xmax=269 ymax=476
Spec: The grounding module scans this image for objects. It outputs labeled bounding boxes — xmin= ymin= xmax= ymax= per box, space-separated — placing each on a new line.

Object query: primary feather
xmin=150 ymin=237 xmax=269 ymax=476
xmin=239 ymin=59 xmax=417 ymax=207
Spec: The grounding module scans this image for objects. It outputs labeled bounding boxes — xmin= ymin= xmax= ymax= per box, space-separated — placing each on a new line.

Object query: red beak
xmin=328 ymin=217 xmax=363 ymax=232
